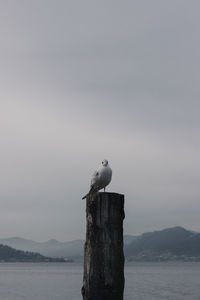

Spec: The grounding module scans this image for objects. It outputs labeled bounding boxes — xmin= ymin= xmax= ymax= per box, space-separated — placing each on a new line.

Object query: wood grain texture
xmin=82 ymin=192 xmax=125 ymax=300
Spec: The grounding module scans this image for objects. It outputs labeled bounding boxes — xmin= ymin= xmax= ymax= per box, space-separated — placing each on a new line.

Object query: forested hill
xmin=0 ymin=244 xmax=65 ymax=262
xmin=125 ymin=226 xmax=200 ymax=261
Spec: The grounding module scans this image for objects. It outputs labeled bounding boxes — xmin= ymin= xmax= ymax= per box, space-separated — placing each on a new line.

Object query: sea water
xmin=0 ymin=262 xmax=200 ymax=300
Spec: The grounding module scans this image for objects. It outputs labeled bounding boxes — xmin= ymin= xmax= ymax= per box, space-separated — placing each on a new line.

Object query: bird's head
xmin=102 ymin=159 xmax=108 ymax=166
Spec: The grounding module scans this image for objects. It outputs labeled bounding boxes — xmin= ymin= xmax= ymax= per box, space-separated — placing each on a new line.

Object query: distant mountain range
xmin=0 ymin=235 xmax=136 ymax=260
xmin=0 ymin=244 xmax=65 ymax=262
xmin=0 ymin=237 xmax=84 ymax=260
xmin=125 ymin=226 xmax=200 ymax=261
xmin=1 ymin=227 xmax=200 ymax=261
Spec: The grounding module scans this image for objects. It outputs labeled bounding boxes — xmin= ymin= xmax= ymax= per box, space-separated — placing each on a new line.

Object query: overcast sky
xmin=0 ymin=0 xmax=200 ymax=241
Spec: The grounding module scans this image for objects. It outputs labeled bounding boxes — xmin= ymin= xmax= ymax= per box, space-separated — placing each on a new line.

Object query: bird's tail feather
xmin=82 ymin=186 xmax=98 ymax=200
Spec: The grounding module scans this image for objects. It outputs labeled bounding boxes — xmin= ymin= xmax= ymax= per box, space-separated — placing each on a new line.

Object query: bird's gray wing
xmin=82 ymin=171 xmax=99 ymax=200
xmin=91 ymin=171 xmax=99 ymax=186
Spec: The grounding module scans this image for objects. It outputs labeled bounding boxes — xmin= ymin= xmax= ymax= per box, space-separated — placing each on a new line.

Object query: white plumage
xmin=82 ymin=159 xmax=112 ymax=199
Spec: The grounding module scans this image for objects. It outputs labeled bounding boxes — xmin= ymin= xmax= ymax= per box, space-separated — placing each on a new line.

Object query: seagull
xmin=82 ymin=159 xmax=112 ymax=200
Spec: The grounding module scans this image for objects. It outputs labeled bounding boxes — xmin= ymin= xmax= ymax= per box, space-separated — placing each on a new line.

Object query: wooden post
xmin=81 ymin=192 xmax=125 ymax=300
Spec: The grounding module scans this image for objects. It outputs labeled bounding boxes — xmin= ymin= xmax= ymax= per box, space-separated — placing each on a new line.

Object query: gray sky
xmin=0 ymin=0 xmax=200 ymax=241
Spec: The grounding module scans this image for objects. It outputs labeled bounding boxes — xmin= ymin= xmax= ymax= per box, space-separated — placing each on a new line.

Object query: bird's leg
xmin=104 ymin=187 xmax=106 ymax=192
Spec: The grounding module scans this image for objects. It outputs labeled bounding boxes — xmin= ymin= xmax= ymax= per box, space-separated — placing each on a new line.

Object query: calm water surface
xmin=0 ymin=262 xmax=200 ymax=300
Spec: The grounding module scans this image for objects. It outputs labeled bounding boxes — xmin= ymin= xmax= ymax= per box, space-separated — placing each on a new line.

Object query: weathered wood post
xmin=81 ymin=192 xmax=125 ymax=300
